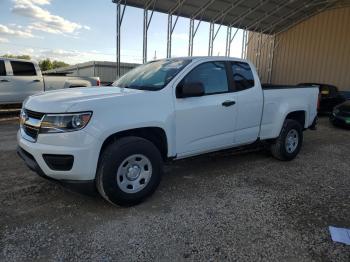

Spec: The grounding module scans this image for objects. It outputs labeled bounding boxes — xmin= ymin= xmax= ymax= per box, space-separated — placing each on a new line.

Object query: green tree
xmin=39 ymin=59 xmax=53 ymax=71
xmin=39 ymin=58 xmax=69 ymax=71
xmin=2 ymin=54 xmax=31 ymax=60
xmin=52 ymin=60 xmax=69 ymax=69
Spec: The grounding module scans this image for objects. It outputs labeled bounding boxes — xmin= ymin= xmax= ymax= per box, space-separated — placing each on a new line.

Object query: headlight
xmin=333 ymin=108 xmax=340 ymax=115
xmin=40 ymin=112 xmax=92 ymax=133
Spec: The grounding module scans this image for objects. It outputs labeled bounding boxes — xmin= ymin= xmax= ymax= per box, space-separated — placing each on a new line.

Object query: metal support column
xmin=143 ymin=0 xmax=155 ymax=64
xmin=225 ymin=27 xmax=239 ymax=57
xmin=188 ymin=0 xmax=215 ymax=56
xmin=167 ymin=14 xmax=172 ymax=58
xmin=166 ymin=0 xmax=184 ymax=58
xmin=188 ymin=18 xmax=202 ymax=56
xmin=208 ymin=22 xmax=222 ymax=56
xmin=255 ymin=32 xmax=262 ymax=75
xmin=167 ymin=14 xmax=180 ymax=58
xmin=143 ymin=9 xmax=148 ymax=64
xmin=208 ymin=22 xmax=214 ymax=56
xmin=113 ymin=0 xmax=126 ymax=79
xmin=188 ymin=19 xmax=194 ymax=56
xmin=225 ymin=26 xmax=231 ymax=56
xmin=241 ymin=29 xmax=246 ymax=59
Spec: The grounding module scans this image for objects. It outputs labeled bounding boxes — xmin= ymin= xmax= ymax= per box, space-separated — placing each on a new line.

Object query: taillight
xmin=97 ymin=79 xmax=101 ymax=86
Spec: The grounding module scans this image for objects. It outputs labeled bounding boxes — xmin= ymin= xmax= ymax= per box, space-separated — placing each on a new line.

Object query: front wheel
xmin=96 ymin=136 xmax=163 ymax=206
xmin=270 ymin=119 xmax=303 ymax=161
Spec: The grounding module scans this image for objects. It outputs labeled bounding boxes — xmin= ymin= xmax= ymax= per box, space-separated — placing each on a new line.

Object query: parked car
xmin=0 ymin=57 xmax=100 ymax=105
xmin=339 ymin=91 xmax=350 ymax=100
xmin=330 ymin=100 xmax=350 ymax=128
xmin=298 ymin=83 xmax=346 ymax=114
xmin=17 ymin=57 xmax=318 ymax=206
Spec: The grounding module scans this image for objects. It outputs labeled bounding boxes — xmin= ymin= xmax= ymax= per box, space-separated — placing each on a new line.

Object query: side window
xmin=231 ymin=62 xmax=254 ymax=91
xmin=183 ymin=62 xmax=228 ymax=95
xmin=0 ymin=60 xmax=6 ymax=76
xmin=10 ymin=61 xmax=36 ymax=76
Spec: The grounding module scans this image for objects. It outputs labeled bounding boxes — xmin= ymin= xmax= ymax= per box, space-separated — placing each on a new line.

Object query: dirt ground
xmin=0 ymin=117 xmax=349 ymax=261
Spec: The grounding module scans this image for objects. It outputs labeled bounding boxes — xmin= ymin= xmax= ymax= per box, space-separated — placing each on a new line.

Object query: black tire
xmin=270 ymin=119 xmax=303 ymax=161
xmin=96 ymin=136 xmax=163 ymax=206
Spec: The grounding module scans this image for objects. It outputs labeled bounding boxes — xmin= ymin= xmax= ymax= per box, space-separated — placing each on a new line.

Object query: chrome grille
xmin=20 ymin=109 xmax=44 ymax=142
xmin=25 ymin=109 xmax=45 ymax=120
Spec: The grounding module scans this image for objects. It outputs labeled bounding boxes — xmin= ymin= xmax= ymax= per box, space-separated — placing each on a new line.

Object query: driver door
xmin=174 ymin=61 xmax=237 ymax=157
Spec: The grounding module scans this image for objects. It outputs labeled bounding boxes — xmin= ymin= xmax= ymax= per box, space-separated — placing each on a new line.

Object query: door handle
xmin=33 ymin=79 xmax=41 ymax=82
xmin=222 ymin=100 xmax=236 ymax=107
xmin=0 ymin=79 xmax=9 ymax=82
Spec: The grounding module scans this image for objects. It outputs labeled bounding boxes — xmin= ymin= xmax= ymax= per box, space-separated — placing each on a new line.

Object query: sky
xmin=0 ymin=0 xmax=244 ymax=65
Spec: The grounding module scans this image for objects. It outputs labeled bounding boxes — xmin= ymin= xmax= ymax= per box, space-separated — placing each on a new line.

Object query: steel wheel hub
xmin=285 ymin=129 xmax=299 ymax=153
xmin=126 ymin=165 xmax=141 ymax=180
xmin=117 ymin=154 xmax=152 ymax=194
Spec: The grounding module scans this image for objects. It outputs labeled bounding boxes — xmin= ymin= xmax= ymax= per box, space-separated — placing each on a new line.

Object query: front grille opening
xmin=25 ymin=109 xmax=45 ymax=120
xmin=43 ymin=154 xmax=74 ymax=171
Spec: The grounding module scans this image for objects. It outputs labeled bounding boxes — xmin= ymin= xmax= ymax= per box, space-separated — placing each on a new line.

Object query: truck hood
xmin=24 ymin=86 xmax=144 ymax=113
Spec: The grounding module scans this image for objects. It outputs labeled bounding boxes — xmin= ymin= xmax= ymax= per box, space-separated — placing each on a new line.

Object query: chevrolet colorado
xmin=0 ymin=57 xmax=100 ymax=105
xmin=17 ymin=57 xmax=318 ymax=206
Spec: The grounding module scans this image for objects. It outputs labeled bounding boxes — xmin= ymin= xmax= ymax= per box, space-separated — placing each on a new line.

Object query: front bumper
xmin=17 ymin=146 xmax=96 ymax=194
xmin=17 ymin=129 xmax=101 ymax=181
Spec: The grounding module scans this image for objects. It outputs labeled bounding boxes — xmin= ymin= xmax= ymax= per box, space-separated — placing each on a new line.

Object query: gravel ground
xmin=0 ymin=117 xmax=349 ymax=261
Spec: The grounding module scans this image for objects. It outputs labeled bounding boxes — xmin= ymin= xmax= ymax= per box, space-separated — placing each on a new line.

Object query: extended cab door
xmin=174 ymin=61 xmax=238 ymax=157
xmin=227 ymin=61 xmax=263 ymax=145
xmin=6 ymin=60 xmax=43 ymax=103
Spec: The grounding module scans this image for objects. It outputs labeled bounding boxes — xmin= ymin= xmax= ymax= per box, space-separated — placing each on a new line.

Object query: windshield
xmin=112 ymin=58 xmax=191 ymax=91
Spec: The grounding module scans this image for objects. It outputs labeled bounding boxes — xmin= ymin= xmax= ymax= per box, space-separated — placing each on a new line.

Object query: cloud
xmin=0 ymin=37 xmax=10 ymax=43
xmin=12 ymin=0 xmax=90 ymax=35
xmin=0 ymin=24 xmax=34 ymax=38
xmin=35 ymin=49 xmax=115 ymax=64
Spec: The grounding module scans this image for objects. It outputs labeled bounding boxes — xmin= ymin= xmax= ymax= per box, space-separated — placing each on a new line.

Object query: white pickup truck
xmin=17 ymin=57 xmax=318 ymax=206
xmin=0 ymin=57 xmax=100 ymax=105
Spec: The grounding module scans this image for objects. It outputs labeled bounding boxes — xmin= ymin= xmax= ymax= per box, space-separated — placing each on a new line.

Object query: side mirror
xmin=177 ymin=82 xmax=205 ymax=98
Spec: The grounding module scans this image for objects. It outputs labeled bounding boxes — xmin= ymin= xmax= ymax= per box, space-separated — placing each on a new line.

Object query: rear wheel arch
xmin=285 ymin=110 xmax=306 ymax=129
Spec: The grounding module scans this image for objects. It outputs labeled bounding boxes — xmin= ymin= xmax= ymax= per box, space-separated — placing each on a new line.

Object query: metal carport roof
xmin=111 ymin=0 xmax=350 ymax=78
xmin=120 ymin=0 xmax=349 ymax=34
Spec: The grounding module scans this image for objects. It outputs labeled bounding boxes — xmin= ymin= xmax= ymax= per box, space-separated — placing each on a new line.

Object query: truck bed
xmin=259 ymin=85 xmax=319 ymax=140
xmin=262 ymin=84 xmax=312 ymax=90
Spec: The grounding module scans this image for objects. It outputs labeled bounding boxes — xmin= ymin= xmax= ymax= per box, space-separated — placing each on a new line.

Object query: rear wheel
xmin=270 ymin=119 xmax=303 ymax=161
xmin=96 ymin=136 xmax=163 ymax=206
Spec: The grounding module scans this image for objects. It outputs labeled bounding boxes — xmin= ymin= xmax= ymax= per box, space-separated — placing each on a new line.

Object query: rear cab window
xmin=231 ymin=62 xmax=255 ymax=91
xmin=10 ymin=61 xmax=37 ymax=76
xmin=0 ymin=60 xmax=6 ymax=76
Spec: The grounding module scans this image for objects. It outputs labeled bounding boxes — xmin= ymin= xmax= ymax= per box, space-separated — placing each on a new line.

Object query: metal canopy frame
xmin=112 ymin=0 xmax=345 ymax=78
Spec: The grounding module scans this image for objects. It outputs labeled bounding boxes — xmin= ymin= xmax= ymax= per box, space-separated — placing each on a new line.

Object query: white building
xmin=44 ymin=61 xmax=139 ymax=85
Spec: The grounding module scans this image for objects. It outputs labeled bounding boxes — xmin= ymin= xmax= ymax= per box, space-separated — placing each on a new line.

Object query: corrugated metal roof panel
xmin=116 ymin=0 xmax=349 ymax=34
